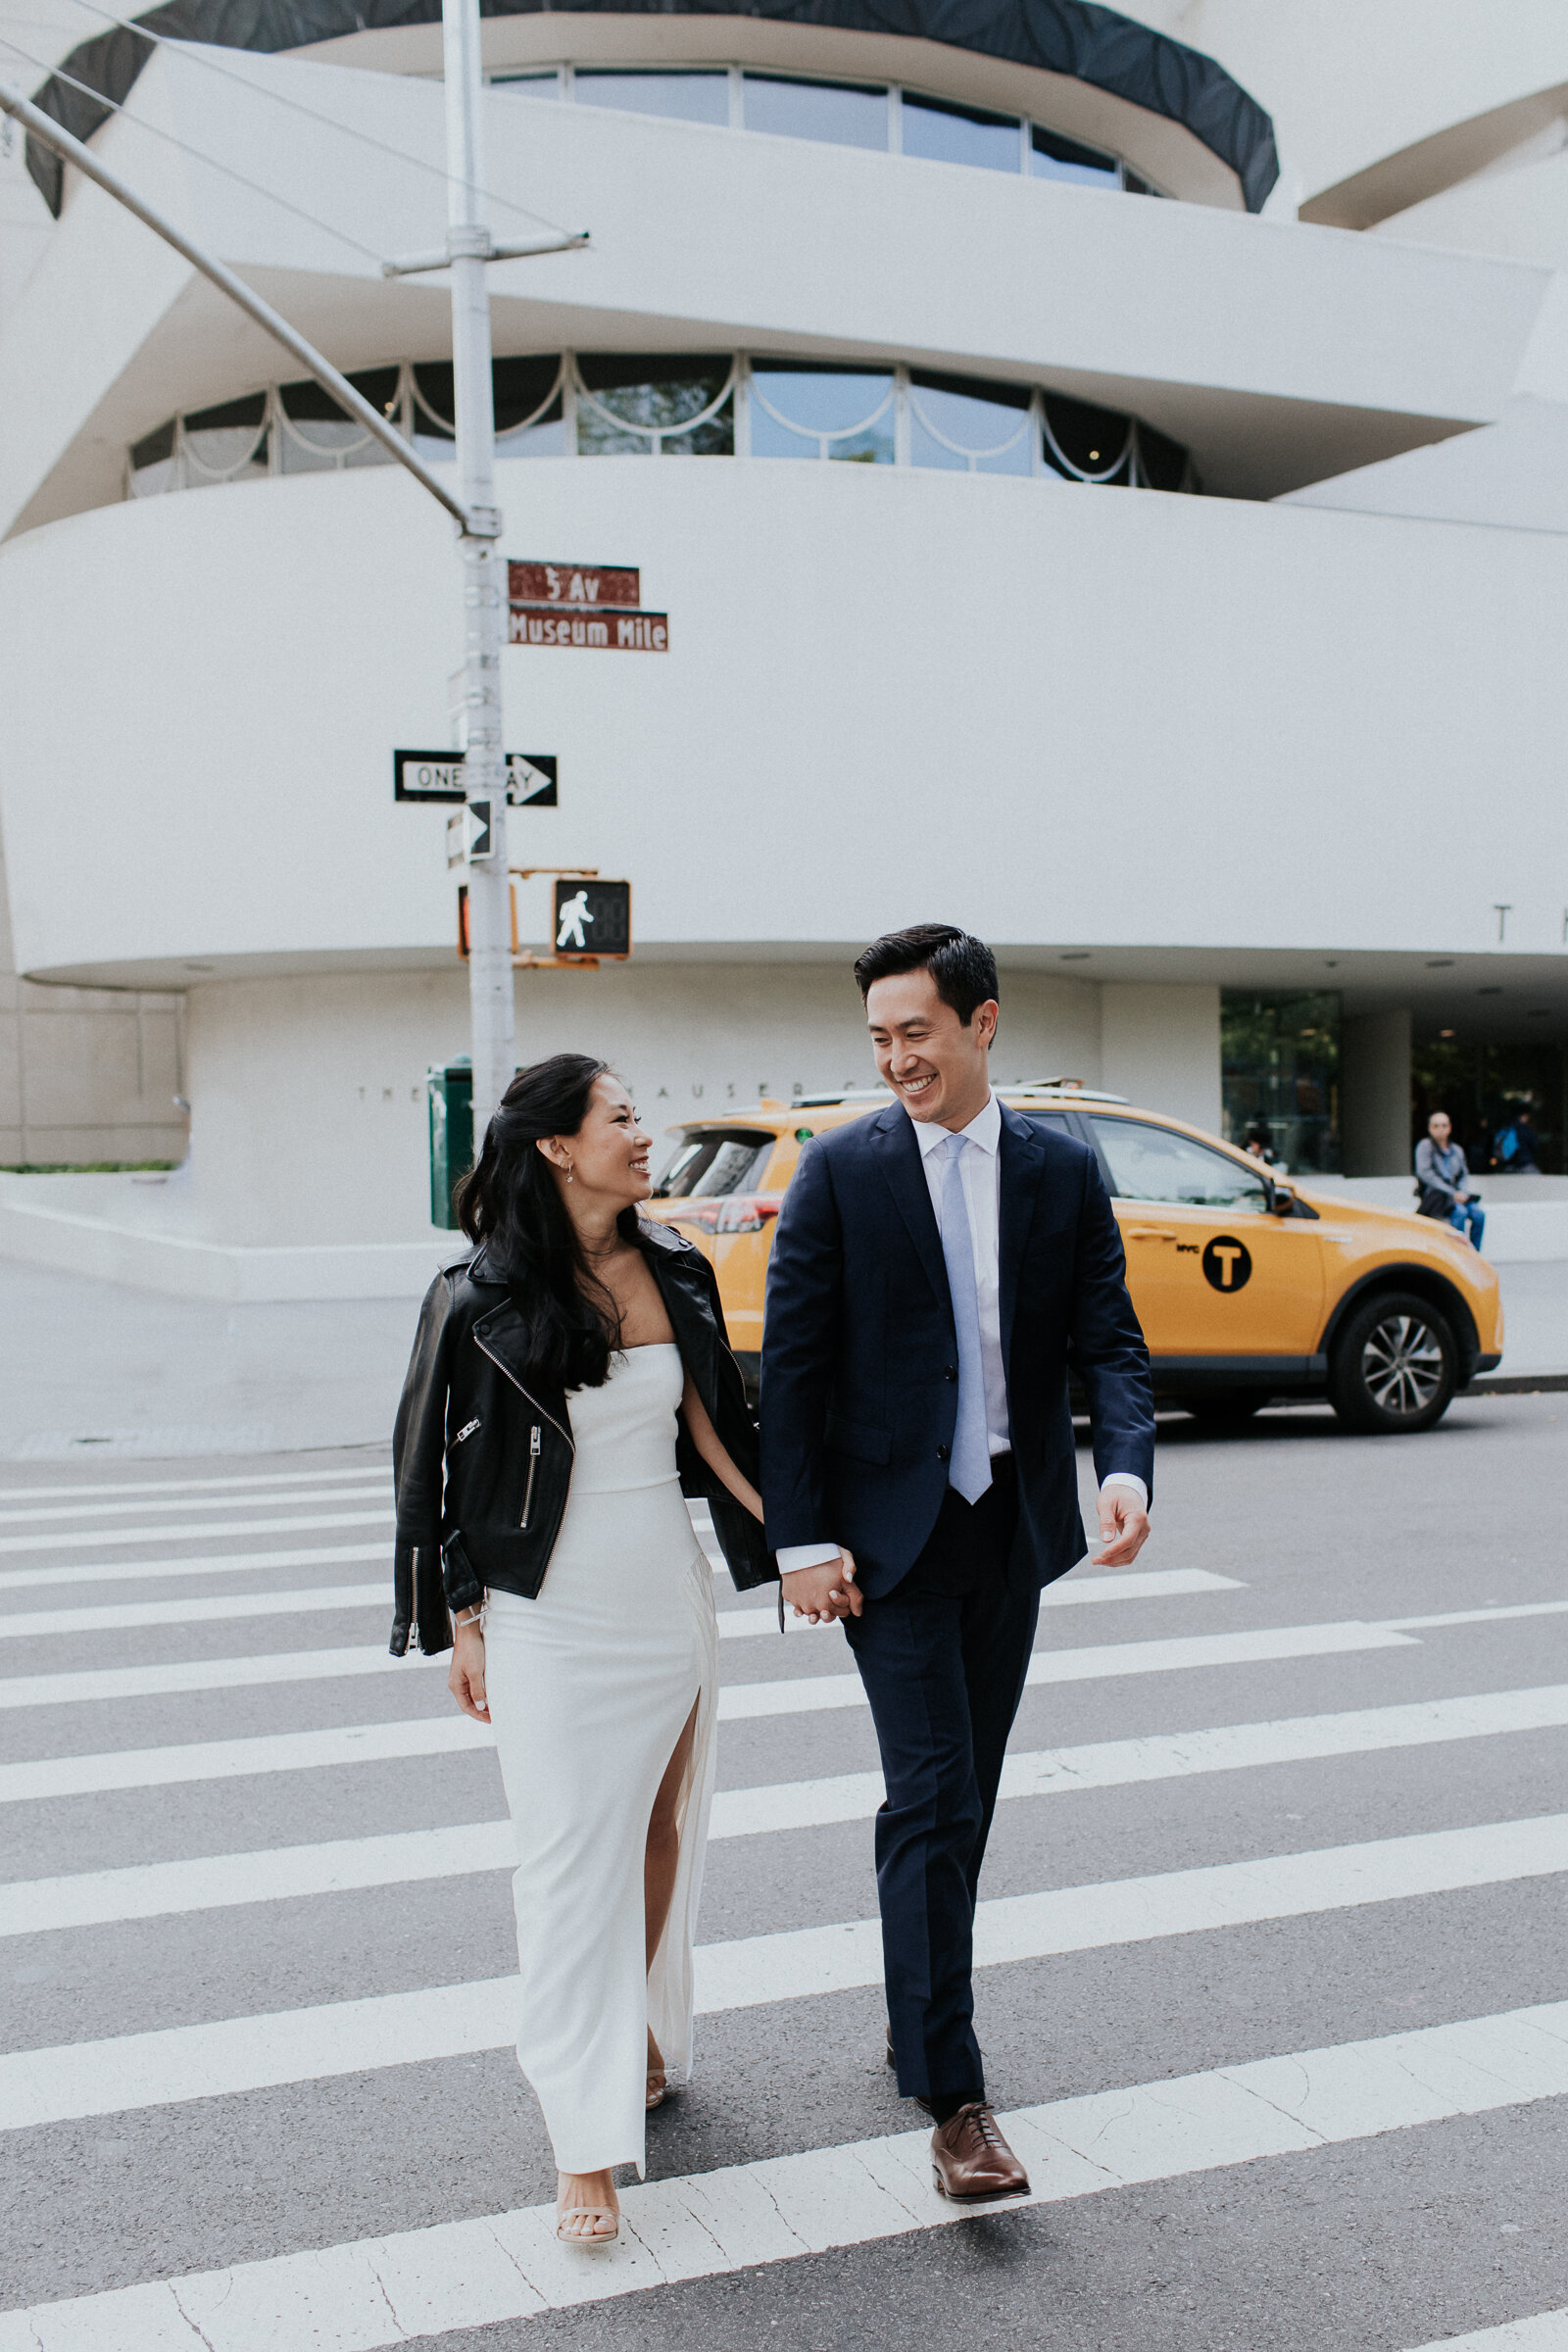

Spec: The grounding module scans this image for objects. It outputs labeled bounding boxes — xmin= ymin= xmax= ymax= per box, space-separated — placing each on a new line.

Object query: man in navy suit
xmin=761 ymin=925 xmax=1154 ymax=2200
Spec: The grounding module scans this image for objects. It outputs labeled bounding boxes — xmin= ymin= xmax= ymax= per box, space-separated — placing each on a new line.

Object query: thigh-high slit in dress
xmin=482 ymin=1343 xmax=719 ymax=2178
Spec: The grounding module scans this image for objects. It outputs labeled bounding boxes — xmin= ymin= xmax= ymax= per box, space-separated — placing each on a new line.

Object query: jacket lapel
xmin=998 ymin=1101 xmax=1048 ymax=1373
xmin=645 ymin=1238 xmax=718 ymax=1402
xmin=870 ymin=1103 xmax=950 ymax=1311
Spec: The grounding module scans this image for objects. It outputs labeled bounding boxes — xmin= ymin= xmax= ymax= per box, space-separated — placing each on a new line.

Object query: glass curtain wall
xmin=1221 ymin=991 xmax=1343 ymax=1175
xmin=1412 ymin=1034 xmax=1565 ymax=1175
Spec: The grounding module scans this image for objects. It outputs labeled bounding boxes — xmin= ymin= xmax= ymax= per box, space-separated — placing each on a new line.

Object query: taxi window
xmin=1090 ymin=1117 xmax=1268 ymax=1211
xmin=655 ymin=1129 xmax=774 ymax=1199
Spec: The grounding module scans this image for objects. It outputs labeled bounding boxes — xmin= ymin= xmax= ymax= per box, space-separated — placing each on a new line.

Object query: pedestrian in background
xmin=1493 ymin=1105 xmax=1541 ymax=1174
xmin=390 ymin=1054 xmax=772 ymax=2247
xmin=1415 ymin=1109 xmax=1485 ymax=1250
xmin=761 ymin=924 xmax=1154 ymax=2203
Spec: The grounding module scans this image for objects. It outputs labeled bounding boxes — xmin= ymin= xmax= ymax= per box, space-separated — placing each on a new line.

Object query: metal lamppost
xmin=2 ymin=29 xmax=586 ymax=1143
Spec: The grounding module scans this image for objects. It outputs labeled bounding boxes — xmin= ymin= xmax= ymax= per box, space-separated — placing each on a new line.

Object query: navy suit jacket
xmin=760 ymin=1099 xmax=1154 ymax=1600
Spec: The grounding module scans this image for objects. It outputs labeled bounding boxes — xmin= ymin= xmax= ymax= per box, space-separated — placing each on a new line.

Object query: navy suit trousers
xmin=844 ymin=1457 xmax=1040 ymax=2104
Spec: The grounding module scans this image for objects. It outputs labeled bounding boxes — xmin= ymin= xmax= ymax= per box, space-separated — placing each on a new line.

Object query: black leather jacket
xmin=389 ymin=1216 xmax=776 ymax=1656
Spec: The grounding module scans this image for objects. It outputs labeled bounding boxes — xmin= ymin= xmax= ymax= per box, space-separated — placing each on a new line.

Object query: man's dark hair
xmin=854 ymin=924 xmax=1000 ymax=1027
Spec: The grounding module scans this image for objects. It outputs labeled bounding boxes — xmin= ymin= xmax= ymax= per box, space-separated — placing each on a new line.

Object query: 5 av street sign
xmin=394 ymin=750 xmax=558 ymax=806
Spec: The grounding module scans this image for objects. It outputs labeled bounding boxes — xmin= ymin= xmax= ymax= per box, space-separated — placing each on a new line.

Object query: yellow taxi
xmin=646 ymin=1084 xmax=1503 ymax=1436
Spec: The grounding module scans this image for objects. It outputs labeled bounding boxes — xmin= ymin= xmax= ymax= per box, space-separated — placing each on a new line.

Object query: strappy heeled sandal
xmin=555 ymin=2191 xmax=619 ymax=2248
xmin=646 ymin=2072 xmax=669 ymax=2111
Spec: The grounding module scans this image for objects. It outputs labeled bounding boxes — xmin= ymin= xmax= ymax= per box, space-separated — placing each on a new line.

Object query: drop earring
xmin=564 ymin=1164 xmax=574 ymax=1185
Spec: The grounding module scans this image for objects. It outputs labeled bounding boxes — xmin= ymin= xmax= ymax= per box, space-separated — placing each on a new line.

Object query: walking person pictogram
xmin=556 ymin=890 xmax=593 ymax=951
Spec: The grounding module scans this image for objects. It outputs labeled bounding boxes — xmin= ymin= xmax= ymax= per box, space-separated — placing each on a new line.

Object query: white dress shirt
xmin=778 ymin=1094 xmax=1149 ymax=1575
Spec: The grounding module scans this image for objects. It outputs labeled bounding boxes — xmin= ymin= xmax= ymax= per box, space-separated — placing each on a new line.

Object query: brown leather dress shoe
xmin=929 ymin=2103 xmax=1031 ymax=2201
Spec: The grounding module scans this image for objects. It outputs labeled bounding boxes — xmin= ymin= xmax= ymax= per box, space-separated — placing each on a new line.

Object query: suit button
xmin=937 ymin=1444 xmax=952 ymax=1462
xmin=943 ymin=1365 xmax=957 ymax=1382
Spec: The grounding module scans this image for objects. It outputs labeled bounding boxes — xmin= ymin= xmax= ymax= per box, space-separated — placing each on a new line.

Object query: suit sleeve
xmin=760 ymin=1137 xmax=844 ymax=1550
xmin=390 ymin=1272 xmax=454 ymax=1656
xmin=1066 ymin=1152 xmax=1155 ymax=1505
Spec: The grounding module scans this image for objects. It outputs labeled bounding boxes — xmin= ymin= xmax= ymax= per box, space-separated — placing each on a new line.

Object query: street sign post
xmin=395 ymin=750 xmax=558 ymax=805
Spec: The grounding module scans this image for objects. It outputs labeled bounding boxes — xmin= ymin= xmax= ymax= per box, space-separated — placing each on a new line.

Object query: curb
xmin=1466 ymin=1371 xmax=1568 ymax=1396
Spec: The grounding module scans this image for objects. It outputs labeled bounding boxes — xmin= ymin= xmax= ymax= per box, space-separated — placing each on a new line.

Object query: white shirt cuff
xmin=1101 ymin=1474 xmax=1149 ymax=1511
xmin=777 ymin=1542 xmax=844 ymax=1575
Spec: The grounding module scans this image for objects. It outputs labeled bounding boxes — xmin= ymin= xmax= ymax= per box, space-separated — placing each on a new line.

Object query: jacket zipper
xmin=519 ymin=1426 xmax=541 ymax=1530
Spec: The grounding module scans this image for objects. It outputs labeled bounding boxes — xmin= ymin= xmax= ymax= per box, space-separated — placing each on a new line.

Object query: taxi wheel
xmin=1329 ymin=1292 xmax=1457 ymax=1435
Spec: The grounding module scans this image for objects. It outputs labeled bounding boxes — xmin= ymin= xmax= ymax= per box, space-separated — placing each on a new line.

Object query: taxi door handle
xmin=1127 ymin=1226 xmax=1177 ymax=1242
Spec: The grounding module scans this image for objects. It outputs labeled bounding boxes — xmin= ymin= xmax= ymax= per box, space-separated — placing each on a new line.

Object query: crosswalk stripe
xmin=4 ymin=2002 xmax=1565 ymax=2348
xmin=0 ymin=1510 xmax=394 ymax=1557
xmin=0 ymin=1715 xmax=494 ymax=1803
xmin=0 ymin=1614 xmax=1416 ymax=1715
xmin=1403 ymin=2316 xmax=1568 ymax=2351
xmin=719 ymin=1566 xmax=1243 ymax=1637
xmin=8 ymin=1680 xmax=1564 ymax=1814
xmin=4 ymin=1813 xmax=1564 ymax=2130
xmin=0 ymin=1566 xmax=1236 ymax=1641
xmin=0 ymin=1467 xmax=389 ymax=1507
xmin=0 ymin=1486 xmax=388 ymax=1530
xmin=0 ymin=1544 xmax=387 ymax=1595
xmin=0 ymin=1645 xmax=439 ymax=1712
xmin=12 ymin=1691 xmax=1568 ymax=1931
xmin=0 ymin=1582 xmax=387 ymax=1640
xmin=718 ymin=1620 xmax=1419 ymax=1720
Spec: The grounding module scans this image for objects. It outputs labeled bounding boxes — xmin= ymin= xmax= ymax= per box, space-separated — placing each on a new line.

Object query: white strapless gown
xmin=482 ymin=1344 xmax=718 ymax=2178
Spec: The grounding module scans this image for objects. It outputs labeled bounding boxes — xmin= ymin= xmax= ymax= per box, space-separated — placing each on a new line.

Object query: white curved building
xmin=1 ymin=0 xmax=1566 ymax=1293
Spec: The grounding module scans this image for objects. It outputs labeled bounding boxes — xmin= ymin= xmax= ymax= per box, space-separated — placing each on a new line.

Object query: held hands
xmin=448 ymin=1614 xmax=490 ymax=1723
xmin=780 ymin=1549 xmax=863 ymax=1626
xmin=1091 ymin=1489 xmax=1151 ymax=1568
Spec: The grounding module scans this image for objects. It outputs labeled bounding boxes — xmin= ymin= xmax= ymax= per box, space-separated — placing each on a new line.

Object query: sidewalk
xmin=3 ymin=1250 xmax=1563 ymax=1461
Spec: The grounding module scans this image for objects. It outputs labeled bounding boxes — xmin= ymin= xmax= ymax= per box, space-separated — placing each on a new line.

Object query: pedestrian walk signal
xmin=553 ymin=878 xmax=631 ymax=961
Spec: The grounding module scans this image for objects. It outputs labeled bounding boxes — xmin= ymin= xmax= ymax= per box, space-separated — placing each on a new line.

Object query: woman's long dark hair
xmin=454 ymin=1054 xmax=639 ymax=1391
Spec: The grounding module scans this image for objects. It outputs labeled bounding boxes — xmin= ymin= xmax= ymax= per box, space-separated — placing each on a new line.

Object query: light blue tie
xmin=935 ymin=1132 xmax=992 ymax=1505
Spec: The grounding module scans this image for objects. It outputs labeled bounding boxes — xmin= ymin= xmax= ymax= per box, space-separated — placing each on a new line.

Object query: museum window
xmin=487 ymin=63 xmax=1152 ymax=190
xmin=1221 ymin=992 xmax=1343 ymax=1176
xmin=126 ymin=356 xmax=1192 ymax=495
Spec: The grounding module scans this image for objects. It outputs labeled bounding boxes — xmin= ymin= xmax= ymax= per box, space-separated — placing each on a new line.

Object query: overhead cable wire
xmin=60 ymin=0 xmax=581 ymax=236
xmin=3 ymin=31 xmax=394 ymax=260
xmin=1 ymin=30 xmax=387 ymax=261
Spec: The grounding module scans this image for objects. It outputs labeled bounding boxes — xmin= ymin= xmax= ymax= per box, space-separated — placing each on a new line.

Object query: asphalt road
xmin=1 ymin=1395 xmax=1565 ymax=2350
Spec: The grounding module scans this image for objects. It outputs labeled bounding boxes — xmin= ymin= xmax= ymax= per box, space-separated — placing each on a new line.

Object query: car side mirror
xmin=1268 ymin=1181 xmax=1297 ymax=1216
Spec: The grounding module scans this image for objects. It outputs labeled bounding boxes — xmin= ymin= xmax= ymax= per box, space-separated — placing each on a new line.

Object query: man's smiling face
xmin=864 ymin=968 xmax=998 ymax=1131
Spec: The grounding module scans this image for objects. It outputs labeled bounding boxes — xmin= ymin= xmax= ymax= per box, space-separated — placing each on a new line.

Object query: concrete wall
xmin=1341 ymin=1005 xmax=1413 ymax=1177
xmin=177 ymin=961 xmax=1105 ymax=1245
xmin=1100 ymin=983 xmax=1222 ymax=1132
xmin=0 ymin=833 xmax=185 ymax=1166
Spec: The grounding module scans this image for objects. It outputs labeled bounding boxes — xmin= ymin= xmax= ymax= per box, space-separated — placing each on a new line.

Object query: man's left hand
xmin=1092 ymin=1490 xmax=1150 ymax=1567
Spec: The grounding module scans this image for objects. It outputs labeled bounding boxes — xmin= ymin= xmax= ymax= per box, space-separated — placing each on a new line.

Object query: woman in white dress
xmin=390 ymin=1055 xmax=775 ymax=2246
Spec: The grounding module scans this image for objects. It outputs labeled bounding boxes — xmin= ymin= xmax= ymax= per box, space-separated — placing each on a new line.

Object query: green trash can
xmin=427 ymin=1059 xmax=473 ymax=1230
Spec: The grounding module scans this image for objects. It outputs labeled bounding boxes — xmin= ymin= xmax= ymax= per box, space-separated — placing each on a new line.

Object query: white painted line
xmin=16 ymin=1691 xmax=1568 ymax=1933
xmin=718 ymin=1620 xmax=1419 ymax=1720
xmin=0 ymin=1544 xmax=386 ymax=1594
xmin=0 ymin=1714 xmax=494 ymax=1804
xmin=1386 ymin=1601 xmax=1568 ymax=1630
xmin=1403 ymin=2316 xmax=1568 ymax=2352
xmin=0 ymin=1598 xmax=1544 ymax=1719
xmin=0 ymin=1485 xmax=389 ymax=1530
xmin=714 ymin=1685 xmax=1568 ymax=1838
xmin=6 ymin=2003 xmax=1566 ymax=2349
xmin=0 ymin=1645 xmax=438 ymax=1713
xmin=1400 ymin=2314 xmax=1568 ymax=2352
xmin=0 ymin=1583 xmax=385 ymax=1640
xmin=0 ymin=1510 xmax=394 ymax=1557
xmin=718 ymin=1566 xmax=1244 ymax=1637
xmin=4 ymin=1813 xmax=1564 ymax=2126
xmin=11 ymin=1680 xmax=1565 ymax=1814
xmin=0 ymin=1466 xmax=389 ymax=1505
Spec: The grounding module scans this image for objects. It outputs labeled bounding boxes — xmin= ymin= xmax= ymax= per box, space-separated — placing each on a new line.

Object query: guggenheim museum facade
xmin=1 ymin=0 xmax=1566 ymax=1292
